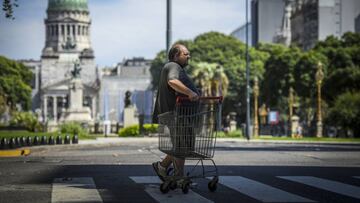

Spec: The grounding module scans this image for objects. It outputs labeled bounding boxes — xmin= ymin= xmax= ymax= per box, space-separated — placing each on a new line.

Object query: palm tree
xmin=190 ymin=62 xmax=229 ymax=97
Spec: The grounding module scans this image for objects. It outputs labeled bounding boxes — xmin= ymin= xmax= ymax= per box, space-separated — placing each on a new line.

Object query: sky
xmin=0 ymin=0 xmax=248 ymax=67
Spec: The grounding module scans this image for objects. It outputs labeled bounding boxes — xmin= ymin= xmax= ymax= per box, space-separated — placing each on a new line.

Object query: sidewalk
xmin=43 ymin=137 xmax=360 ymax=146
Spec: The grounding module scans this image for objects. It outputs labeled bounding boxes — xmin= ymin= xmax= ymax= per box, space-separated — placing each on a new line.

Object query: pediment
xmin=42 ymin=78 xmax=98 ymax=93
xmin=43 ymin=78 xmax=71 ymax=91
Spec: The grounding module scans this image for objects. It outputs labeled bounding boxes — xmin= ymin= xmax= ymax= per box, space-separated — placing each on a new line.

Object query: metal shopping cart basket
xmin=157 ymin=96 xmax=222 ymax=194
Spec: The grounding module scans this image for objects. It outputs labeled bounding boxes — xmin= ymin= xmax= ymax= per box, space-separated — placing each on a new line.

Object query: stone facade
xmin=20 ymin=0 xmax=154 ymax=132
xmin=39 ymin=0 xmax=98 ymax=129
xmin=291 ymin=0 xmax=360 ymax=50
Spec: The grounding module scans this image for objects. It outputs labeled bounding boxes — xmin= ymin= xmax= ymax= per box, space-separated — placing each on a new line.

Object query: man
xmin=152 ymin=44 xmax=199 ymax=181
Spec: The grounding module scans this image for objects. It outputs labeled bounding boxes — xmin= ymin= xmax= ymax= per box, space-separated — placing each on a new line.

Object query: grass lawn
xmin=0 ymin=131 xmax=96 ymax=140
xmin=257 ymin=135 xmax=360 ymax=142
xmin=215 ymin=132 xmax=360 ymax=143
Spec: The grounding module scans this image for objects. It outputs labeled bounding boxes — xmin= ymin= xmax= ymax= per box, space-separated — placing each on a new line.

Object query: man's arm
xmin=168 ymin=79 xmax=199 ymax=101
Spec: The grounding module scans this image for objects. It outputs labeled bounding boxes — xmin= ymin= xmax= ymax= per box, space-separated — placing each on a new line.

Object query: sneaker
xmin=152 ymin=161 xmax=166 ymax=181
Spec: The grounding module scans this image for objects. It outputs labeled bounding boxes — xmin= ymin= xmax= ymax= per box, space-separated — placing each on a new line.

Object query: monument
xmin=61 ymin=61 xmax=92 ymax=123
xmin=123 ymin=91 xmax=138 ymax=127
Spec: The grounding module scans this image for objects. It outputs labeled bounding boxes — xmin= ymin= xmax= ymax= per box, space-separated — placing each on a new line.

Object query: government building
xmin=22 ymin=0 xmax=153 ymax=132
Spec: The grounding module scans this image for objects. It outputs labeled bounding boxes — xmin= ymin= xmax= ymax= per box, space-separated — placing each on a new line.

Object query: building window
xmin=61 ymin=25 xmax=64 ymax=35
xmin=67 ymin=25 xmax=70 ymax=35
xmin=78 ymin=25 xmax=81 ymax=35
xmin=55 ymin=25 xmax=58 ymax=36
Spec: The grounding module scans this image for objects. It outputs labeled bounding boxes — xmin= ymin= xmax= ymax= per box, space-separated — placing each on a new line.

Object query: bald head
xmin=168 ymin=44 xmax=190 ymax=67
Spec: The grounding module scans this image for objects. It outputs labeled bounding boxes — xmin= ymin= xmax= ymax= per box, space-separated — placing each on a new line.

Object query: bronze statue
xmin=124 ymin=91 xmax=132 ymax=108
xmin=71 ymin=60 xmax=82 ymax=78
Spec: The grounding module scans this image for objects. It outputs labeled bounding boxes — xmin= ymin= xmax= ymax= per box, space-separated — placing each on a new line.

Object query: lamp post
xmin=166 ymin=0 xmax=172 ymax=56
xmin=245 ymin=0 xmax=251 ymax=139
xmin=288 ymin=87 xmax=294 ymax=137
xmin=253 ymin=77 xmax=259 ymax=138
xmin=315 ymin=62 xmax=324 ymax=138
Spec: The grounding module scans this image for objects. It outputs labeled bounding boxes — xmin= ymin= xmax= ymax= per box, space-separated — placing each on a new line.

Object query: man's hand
xmin=188 ymin=91 xmax=199 ymax=101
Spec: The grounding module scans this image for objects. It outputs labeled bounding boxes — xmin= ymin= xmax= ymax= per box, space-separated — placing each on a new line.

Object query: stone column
xmin=53 ymin=96 xmax=57 ymax=123
xmin=43 ymin=96 xmax=48 ymax=122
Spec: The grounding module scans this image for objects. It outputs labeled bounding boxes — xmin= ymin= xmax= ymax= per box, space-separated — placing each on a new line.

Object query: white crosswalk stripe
xmin=130 ymin=176 xmax=213 ymax=203
xmin=51 ymin=177 xmax=103 ymax=203
xmin=49 ymin=176 xmax=360 ymax=202
xmin=278 ymin=176 xmax=360 ymax=199
xmin=216 ymin=176 xmax=315 ymax=202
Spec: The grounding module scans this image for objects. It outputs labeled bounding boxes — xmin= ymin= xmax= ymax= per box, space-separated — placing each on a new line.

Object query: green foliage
xmin=59 ymin=122 xmax=88 ymax=137
xmin=189 ymin=62 xmax=229 ymax=97
xmin=0 ymin=55 xmax=32 ymax=111
xmin=149 ymin=50 xmax=166 ymax=90
xmin=259 ymin=44 xmax=302 ymax=108
xmin=9 ymin=111 xmax=42 ymax=132
xmin=217 ymin=130 xmax=243 ymax=138
xmin=327 ymin=92 xmax=360 ymax=137
xmin=2 ymin=0 xmax=18 ymax=19
xmin=150 ymin=32 xmax=268 ymax=119
xmin=294 ymin=50 xmax=328 ymax=99
xmin=118 ymin=125 xmax=140 ymax=137
xmin=149 ymin=31 xmax=360 ymax=135
xmin=143 ymin=124 xmax=158 ymax=134
xmin=118 ymin=124 xmax=159 ymax=137
xmin=313 ymin=32 xmax=360 ymax=103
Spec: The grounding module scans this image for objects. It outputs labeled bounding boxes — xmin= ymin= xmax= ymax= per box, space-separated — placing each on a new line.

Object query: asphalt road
xmin=0 ymin=138 xmax=359 ymax=203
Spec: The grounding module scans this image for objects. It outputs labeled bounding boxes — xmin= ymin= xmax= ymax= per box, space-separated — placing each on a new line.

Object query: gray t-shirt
xmin=152 ymin=62 xmax=199 ymax=123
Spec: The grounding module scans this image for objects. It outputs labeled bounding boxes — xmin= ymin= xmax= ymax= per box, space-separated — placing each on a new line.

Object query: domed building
xmin=38 ymin=0 xmax=99 ymax=129
xmin=24 ymin=0 xmax=154 ymax=132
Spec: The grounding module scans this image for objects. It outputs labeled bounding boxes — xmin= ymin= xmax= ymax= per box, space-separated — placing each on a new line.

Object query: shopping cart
xmin=157 ymin=96 xmax=222 ymax=194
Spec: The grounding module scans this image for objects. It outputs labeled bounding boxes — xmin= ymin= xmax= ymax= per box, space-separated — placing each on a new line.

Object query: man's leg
xmin=160 ymin=155 xmax=173 ymax=168
xmin=173 ymin=157 xmax=185 ymax=176
xmin=153 ymin=154 xmax=173 ymax=181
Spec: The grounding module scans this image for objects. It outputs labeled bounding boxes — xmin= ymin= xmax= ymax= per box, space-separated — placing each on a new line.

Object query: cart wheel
xmin=160 ymin=182 xmax=170 ymax=194
xmin=182 ymin=182 xmax=190 ymax=194
xmin=169 ymin=180 xmax=177 ymax=190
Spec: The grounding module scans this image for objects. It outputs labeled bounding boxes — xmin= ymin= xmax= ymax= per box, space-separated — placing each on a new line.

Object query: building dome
xmin=47 ymin=0 xmax=88 ymax=12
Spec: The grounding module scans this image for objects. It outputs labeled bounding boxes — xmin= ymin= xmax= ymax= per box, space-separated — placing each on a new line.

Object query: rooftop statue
xmin=71 ymin=60 xmax=82 ymax=78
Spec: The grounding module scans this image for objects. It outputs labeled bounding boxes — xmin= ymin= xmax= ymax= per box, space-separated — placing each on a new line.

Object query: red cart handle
xmin=176 ymin=96 xmax=223 ymax=104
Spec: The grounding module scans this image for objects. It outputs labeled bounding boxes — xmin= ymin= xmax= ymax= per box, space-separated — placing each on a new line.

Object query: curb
xmin=0 ymin=149 xmax=31 ymax=157
xmin=216 ymin=138 xmax=360 ymax=145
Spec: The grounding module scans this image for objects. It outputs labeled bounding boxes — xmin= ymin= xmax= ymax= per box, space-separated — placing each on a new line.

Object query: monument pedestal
xmin=62 ymin=78 xmax=92 ymax=123
xmin=124 ymin=106 xmax=138 ymax=127
xmin=291 ymin=115 xmax=299 ymax=138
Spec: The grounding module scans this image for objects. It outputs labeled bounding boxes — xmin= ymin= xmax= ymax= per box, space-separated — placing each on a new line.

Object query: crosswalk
xmin=48 ymin=175 xmax=360 ymax=202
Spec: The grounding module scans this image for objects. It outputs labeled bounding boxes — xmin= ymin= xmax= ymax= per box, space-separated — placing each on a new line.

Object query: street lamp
xmin=253 ymin=77 xmax=259 ymax=138
xmin=166 ymin=0 xmax=172 ymax=56
xmin=288 ymin=87 xmax=294 ymax=137
xmin=315 ymin=62 xmax=324 ymax=138
xmin=245 ymin=0 xmax=251 ymax=139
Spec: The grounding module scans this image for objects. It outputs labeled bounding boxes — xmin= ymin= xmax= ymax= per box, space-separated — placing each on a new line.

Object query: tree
xmin=150 ymin=32 xmax=268 ymax=120
xmin=189 ymin=62 xmax=229 ymax=97
xmin=0 ymin=55 xmax=32 ymax=112
xmin=313 ymin=32 xmax=360 ymax=103
xmin=327 ymin=91 xmax=360 ymax=137
xmin=2 ymin=0 xmax=18 ymax=19
xmin=257 ymin=43 xmax=302 ymax=109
